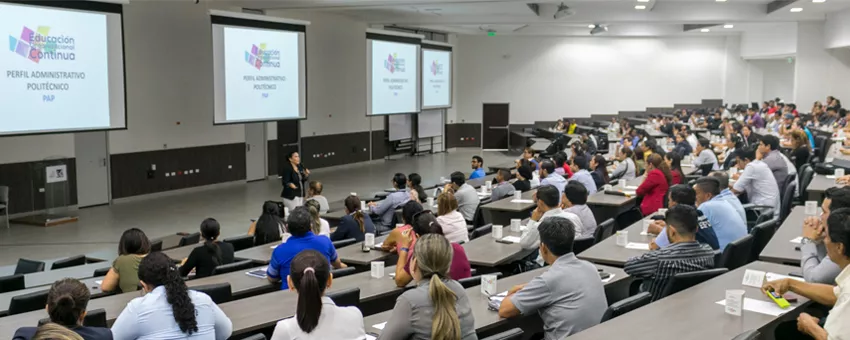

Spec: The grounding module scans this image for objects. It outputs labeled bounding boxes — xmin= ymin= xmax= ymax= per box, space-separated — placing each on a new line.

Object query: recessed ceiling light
xmin=635 ymin=5 xmax=646 ymax=9
xmin=812 ymin=0 xmax=826 ymax=3
xmin=716 ymin=0 xmax=727 ymax=2
xmin=637 ymin=0 xmax=650 ymax=2
xmin=790 ymin=7 xmax=803 ymax=12
xmin=588 ymin=24 xmax=596 ymax=28
xmin=724 ymin=24 xmax=734 ymax=28
xmin=701 ymin=28 xmax=710 ymax=32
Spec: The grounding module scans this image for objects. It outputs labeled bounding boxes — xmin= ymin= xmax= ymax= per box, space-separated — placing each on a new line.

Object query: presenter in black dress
xmin=281 ymin=151 xmax=310 ymax=211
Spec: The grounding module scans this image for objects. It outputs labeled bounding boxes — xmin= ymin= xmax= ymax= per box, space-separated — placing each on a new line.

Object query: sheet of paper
xmin=95 ymin=280 xmax=102 ymax=285
xmin=488 ymin=290 xmax=509 ymax=303
xmin=766 ymin=272 xmax=806 ymax=283
xmin=510 ymin=199 xmax=534 ymax=204
xmin=639 ymin=231 xmax=655 ymax=236
xmin=715 ymin=298 xmax=789 ymax=316
xmin=501 ymin=236 xmax=522 ymax=243
xmin=826 ymin=175 xmax=836 ymax=179
xmin=622 ymin=191 xmax=637 ymax=196
xmin=742 ymin=269 xmax=767 ymax=288
xmin=625 ymin=242 xmax=650 ymax=250
xmin=372 ymin=322 xmax=387 ymax=330
xmin=624 ymin=185 xmax=639 ymax=190
xmin=365 ymin=335 xmax=377 ymax=340
xmin=601 ymin=274 xmax=616 ymax=283
xmin=789 ymin=236 xmax=803 ymax=244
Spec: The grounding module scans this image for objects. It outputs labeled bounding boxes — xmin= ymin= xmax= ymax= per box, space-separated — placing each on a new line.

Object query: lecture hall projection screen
xmin=366 ymin=29 xmax=422 ymax=116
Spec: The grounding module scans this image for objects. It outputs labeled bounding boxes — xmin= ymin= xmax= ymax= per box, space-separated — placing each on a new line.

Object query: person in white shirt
xmin=611 ymin=147 xmax=637 ymax=181
xmin=435 ymin=192 xmax=470 ymax=244
xmin=763 ymin=207 xmax=850 ymax=340
xmin=693 ymin=138 xmax=720 ymax=171
xmin=270 ymin=250 xmax=366 ymax=340
xmin=520 ymin=185 xmax=583 ymax=267
xmin=731 ymin=147 xmax=780 ymax=211
xmin=305 ymin=200 xmax=331 ymax=237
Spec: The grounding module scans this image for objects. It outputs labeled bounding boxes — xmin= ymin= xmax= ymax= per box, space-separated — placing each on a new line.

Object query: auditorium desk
xmin=480 ymin=189 xmax=538 ymax=226
xmin=233 ymin=235 xmax=392 ymax=267
xmin=0 ymin=277 xmax=104 ymax=316
xmin=806 ymin=174 xmax=841 ymax=202
xmin=759 ymin=206 xmax=813 ymax=267
xmin=586 ymin=176 xmax=643 ymax=224
xmin=578 ymin=218 xmax=653 ymax=267
xmin=462 ymin=229 xmax=533 ymax=267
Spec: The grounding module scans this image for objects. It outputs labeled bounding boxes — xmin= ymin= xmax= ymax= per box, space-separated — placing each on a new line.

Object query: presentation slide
xmin=212 ymin=21 xmax=306 ymax=124
xmin=368 ymin=39 xmax=419 ymax=115
xmin=0 ymin=2 xmax=126 ymax=136
xmin=422 ymin=48 xmax=452 ymax=109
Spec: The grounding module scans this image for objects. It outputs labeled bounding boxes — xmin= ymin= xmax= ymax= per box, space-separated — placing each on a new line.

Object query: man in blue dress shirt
xmin=470 ymin=155 xmax=485 ymax=179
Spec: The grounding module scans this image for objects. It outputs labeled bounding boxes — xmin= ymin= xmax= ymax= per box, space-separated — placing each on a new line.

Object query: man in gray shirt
xmin=562 ymin=181 xmax=598 ymax=239
xmin=758 ymin=135 xmax=789 ymax=192
xmin=369 ymin=173 xmax=411 ymax=232
xmin=490 ymin=169 xmax=516 ymax=201
xmin=499 ymin=217 xmax=607 ymax=340
xmin=446 ymin=171 xmax=480 ymax=221
xmin=800 ymin=187 xmax=850 ymax=283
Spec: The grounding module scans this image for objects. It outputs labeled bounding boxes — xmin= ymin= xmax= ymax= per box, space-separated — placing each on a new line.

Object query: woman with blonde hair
xmin=379 ymin=234 xmax=476 ymax=340
xmin=435 ymin=192 xmax=469 ymax=244
xmin=304 ymin=200 xmax=330 ymax=237
xmin=31 ymin=323 xmax=83 ymax=340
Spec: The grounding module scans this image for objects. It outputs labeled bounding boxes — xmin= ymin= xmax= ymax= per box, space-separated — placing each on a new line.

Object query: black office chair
xmin=600 ymin=292 xmax=652 ymax=323
xmin=150 ymin=239 xmax=163 ymax=252
xmin=51 ymin=255 xmax=87 ymax=270
xmin=732 ymin=330 xmax=761 ymax=340
xmin=749 ymin=218 xmax=780 ymax=262
xmin=9 ymin=289 xmax=49 ymax=315
xmin=332 ymin=238 xmax=357 ymax=249
xmin=594 ymin=218 xmax=616 ymax=243
xmin=743 ymin=205 xmax=774 ymax=231
xmin=0 ymin=274 xmax=25 ymax=293
xmin=796 ymin=165 xmax=815 ymax=205
xmin=223 ymin=235 xmax=255 ymax=252
xmin=211 ymin=260 xmax=256 ymax=275
xmin=615 ymin=207 xmax=643 ymax=232
xmin=331 ymin=267 xmax=357 ymax=279
xmin=780 ymin=181 xmax=796 ymax=221
xmin=84 ymin=308 xmax=108 ymax=327
xmin=241 ymin=334 xmax=267 ymax=340
xmin=698 ymin=163 xmax=714 ymax=176
xmin=815 ymin=135 xmax=828 ymax=160
xmin=718 ymin=234 xmax=755 ymax=271
xmin=192 ymin=283 xmax=232 ymax=304
xmin=658 ymin=268 xmax=728 ymax=300
xmin=573 ymin=237 xmax=595 ymax=255
xmin=469 ymin=224 xmax=493 ymax=240
xmin=14 ymin=258 xmax=45 ymax=275
xmin=457 ymin=272 xmax=502 ymax=289
xmin=470 ymin=202 xmax=489 ymax=229
xmin=327 ymin=287 xmax=360 ymax=308
xmin=93 ymin=267 xmax=111 ymax=277
xmin=178 ymin=232 xmax=201 ymax=247
xmin=480 ymin=328 xmax=524 ymax=340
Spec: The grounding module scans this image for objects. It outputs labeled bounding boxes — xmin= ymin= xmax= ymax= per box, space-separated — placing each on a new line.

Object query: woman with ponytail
xmin=304 ymin=200 xmax=331 ymax=237
xmin=330 ymin=195 xmax=376 ymax=242
xmin=180 ymin=218 xmax=234 ymax=278
xmin=13 ymin=279 xmax=111 ymax=340
xmin=270 ymin=250 xmax=365 ymax=340
xmin=111 ymin=252 xmax=233 ymax=340
xmin=379 ymin=234 xmax=476 ymax=340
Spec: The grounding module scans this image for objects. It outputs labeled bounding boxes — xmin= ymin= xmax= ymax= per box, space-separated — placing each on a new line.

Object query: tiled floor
xmin=0 ymin=149 xmax=518 ymax=267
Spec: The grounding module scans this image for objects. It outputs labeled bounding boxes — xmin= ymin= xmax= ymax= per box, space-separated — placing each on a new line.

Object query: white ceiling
xmin=246 ymin=0 xmax=850 ymax=36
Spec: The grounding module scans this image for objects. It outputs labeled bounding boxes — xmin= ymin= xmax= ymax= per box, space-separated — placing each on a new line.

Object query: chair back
xmin=594 ymin=218 xmax=616 ymax=243
xmin=327 ymin=287 xmax=360 ymax=308
xmin=0 ymin=186 xmax=8 ymax=203
xmin=0 ymin=274 xmax=25 ymax=293
xmin=480 ymin=328 xmax=524 ymax=340
xmin=223 ymin=234 xmax=256 ymax=252
xmin=83 ymin=308 xmax=108 ymax=327
xmin=331 ymin=238 xmax=357 ymax=249
xmin=718 ymin=234 xmax=755 ymax=270
xmin=798 ymin=165 xmax=815 ymax=198
xmin=192 ymin=283 xmax=232 ymax=304
xmin=815 ymin=135 xmax=828 ymax=160
xmin=469 ymin=224 xmax=493 ymax=240
xmin=750 ymin=218 xmax=779 ymax=262
xmin=150 ymin=239 xmax=163 ymax=252
xmin=573 ymin=237 xmax=595 ymax=255
xmin=732 ymin=330 xmax=761 ymax=340
xmin=471 ymin=202 xmax=489 ymax=229
xmin=600 ymin=292 xmax=652 ymax=323
xmin=14 ymin=258 xmax=45 ymax=275
xmin=615 ymin=208 xmax=642 ymax=231
xmin=178 ymin=232 xmax=201 ymax=247
xmin=458 ymin=272 xmax=502 ymax=289
xmin=658 ymin=268 xmax=728 ymax=299
xmin=51 ymin=255 xmax=87 ymax=270
xmin=780 ymin=181 xmax=796 ymax=221
xmin=241 ymin=334 xmax=267 ymax=340
xmin=9 ymin=289 xmax=49 ymax=315
xmin=211 ymin=260 xmax=256 ymax=275
xmin=93 ymin=267 xmax=111 ymax=277
xmin=699 ymin=163 xmax=714 ymax=176
xmin=330 ymin=267 xmax=357 ymax=279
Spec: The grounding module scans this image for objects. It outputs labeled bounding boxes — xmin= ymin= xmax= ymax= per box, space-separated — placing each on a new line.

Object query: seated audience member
xmin=789 ymin=130 xmax=811 ymax=172
xmin=330 ymin=195 xmax=376 ymax=242
xmin=249 ymin=201 xmax=285 ymax=246
xmin=692 ymin=178 xmax=747 ymax=250
xmin=554 ymin=119 xmax=565 ymax=132
xmin=731 ymin=147 xmax=781 ymax=211
xmin=759 ymin=135 xmax=790 ymax=191
xmin=270 ymin=250 xmax=365 ymax=340
xmin=111 ymin=252 xmax=233 ymax=340
xmin=763 ymin=208 xmax=850 ymax=340
xmin=382 ymin=201 xmax=424 ymax=253
xmin=611 ymin=147 xmax=637 ymax=181
xmin=490 ymin=169 xmax=516 ymax=201
xmin=407 ymin=173 xmax=428 ymax=203
xmin=665 ymin=152 xmax=684 ymax=185
xmin=380 ymin=234 xmax=476 ymax=340
xmin=13 ymin=279 xmax=112 ymax=340
xmin=636 ymin=154 xmax=673 ymax=216
xmin=625 ymin=204 xmax=716 ymax=301
xmin=101 ymin=228 xmax=151 ymax=293
xmin=634 ymin=146 xmax=646 ymax=175
xmin=520 ymin=147 xmax=540 ymax=171
xmin=305 ymin=200 xmax=331 ymax=237
xmin=393 ymin=212 xmax=471 ymax=288
xmin=650 ymin=184 xmax=720 ymax=250
xmin=685 ymin=127 xmax=699 ymax=151
xmin=567 ymin=119 xmax=578 ymax=134
xmin=469 ymin=155 xmax=485 ymax=180
xmin=267 ymin=207 xmax=346 ymax=289
xmin=520 ymin=185 xmax=583 ymax=267
xmin=305 ymin=181 xmax=329 ymax=214
xmin=513 ymin=165 xmax=533 ymax=192
xmin=693 ymin=138 xmax=721 ymax=171
xmin=369 ymin=173 xmax=411 ymax=232
xmin=562 ymin=181 xmax=598 ymax=239
xmin=800 ymin=187 xmax=850 ymax=283
xmin=568 ymin=154 xmax=597 ymax=194
xmin=553 ymin=152 xmax=571 ymax=178
xmin=179 ymin=218 xmax=235 ymax=279
xmin=721 ymin=135 xmax=743 ymax=170
xmin=590 ymin=154 xmax=610 ymax=189
xmin=540 ymin=161 xmax=567 ymax=196
xmin=445 ymin=172 xmax=479 ymax=221
xmin=499 ymin=217 xmax=607 ymax=339
xmin=435 ymin=192 xmax=470 ymax=244
xmin=741 ymin=125 xmax=757 ymax=148
xmin=673 ymin=132 xmax=693 ymax=157
xmin=708 ymin=172 xmax=746 ymax=224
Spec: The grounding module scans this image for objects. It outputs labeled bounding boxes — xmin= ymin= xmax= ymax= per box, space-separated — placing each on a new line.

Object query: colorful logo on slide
xmin=8 ymin=26 xmax=76 ymax=63
xmin=245 ymin=43 xmax=281 ymax=70
xmin=430 ymin=60 xmax=443 ymax=76
xmin=384 ymin=53 xmax=406 ymax=73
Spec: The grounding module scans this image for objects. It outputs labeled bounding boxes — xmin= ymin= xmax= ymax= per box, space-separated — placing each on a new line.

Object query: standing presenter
xmin=281 ymin=151 xmax=310 ymax=211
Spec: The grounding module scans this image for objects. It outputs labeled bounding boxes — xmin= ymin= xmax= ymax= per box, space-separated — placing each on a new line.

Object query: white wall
xmin=750 ymin=60 xmax=795 ymax=102
xmin=746 ymin=62 xmax=765 ymax=105
xmin=795 ymin=22 xmax=850 ymax=108
xmin=456 ymin=35 xmax=726 ymax=123
xmin=825 ymin=8 xmax=850 ymax=49
xmin=740 ymin=23 xmax=797 ymax=59
xmin=723 ymin=36 xmax=749 ymax=105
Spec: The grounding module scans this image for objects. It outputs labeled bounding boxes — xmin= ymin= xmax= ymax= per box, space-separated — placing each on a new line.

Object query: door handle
xmin=247 ymin=144 xmax=251 ymax=152
xmin=101 ymin=158 xmax=107 ymax=167
xmin=489 ymin=126 xmax=509 ymax=130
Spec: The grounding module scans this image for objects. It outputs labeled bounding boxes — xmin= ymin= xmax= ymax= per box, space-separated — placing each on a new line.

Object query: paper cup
xmin=427 ymin=197 xmax=435 ymax=207
xmin=364 ymin=233 xmax=375 ymax=248
xmin=481 ymin=186 xmax=488 ymax=194
xmin=618 ymin=179 xmax=626 ymax=188
xmin=514 ymin=191 xmax=522 ymax=200
xmin=602 ymin=184 xmax=613 ymax=191
xmin=724 ymin=289 xmax=745 ymax=316
xmin=805 ymin=201 xmax=818 ymax=215
xmin=492 ymin=225 xmax=504 ymax=239
xmin=836 ymin=168 xmax=845 ymax=178
xmin=360 ymin=201 xmax=367 ymax=211
xmin=616 ymin=230 xmax=628 ymax=246
xmin=371 ymin=261 xmax=384 ymax=279
xmin=510 ymin=219 xmax=521 ymax=232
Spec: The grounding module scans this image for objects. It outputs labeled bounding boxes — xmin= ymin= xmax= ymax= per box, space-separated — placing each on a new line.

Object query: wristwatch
xmin=400 ymin=247 xmax=410 ymax=253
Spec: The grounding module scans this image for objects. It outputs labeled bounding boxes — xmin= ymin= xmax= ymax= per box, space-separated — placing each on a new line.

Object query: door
xmin=245 ymin=123 xmax=267 ymax=182
xmin=277 ymin=120 xmax=300 ymax=175
xmin=75 ymin=131 xmax=110 ymax=207
xmin=482 ymin=103 xmax=510 ymax=150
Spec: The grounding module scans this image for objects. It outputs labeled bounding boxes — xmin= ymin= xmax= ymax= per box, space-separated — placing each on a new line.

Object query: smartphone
xmin=764 ymin=289 xmax=791 ymax=308
xmin=599 ymin=272 xmax=612 ymax=280
xmin=495 ymin=239 xmax=513 ymax=244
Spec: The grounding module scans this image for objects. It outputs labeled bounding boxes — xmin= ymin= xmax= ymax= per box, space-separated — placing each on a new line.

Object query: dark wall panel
xmin=673 ymin=103 xmax=704 ymax=110
xmin=110 ymin=143 xmax=246 ymax=199
xmin=0 ymin=159 xmax=77 ymax=214
xmin=300 ymin=131 xmax=371 ymax=169
xmin=702 ymin=99 xmax=724 ymax=108
xmin=268 ymin=140 xmax=278 ymax=176
xmin=371 ymin=130 xmax=387 ymax=160
xmin=446 ymin=123 xmax=481 ymax=148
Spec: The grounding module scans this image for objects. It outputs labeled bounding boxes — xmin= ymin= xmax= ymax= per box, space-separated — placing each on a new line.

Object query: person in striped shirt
xmin=624 ymin=204 xmax=716 ymax=301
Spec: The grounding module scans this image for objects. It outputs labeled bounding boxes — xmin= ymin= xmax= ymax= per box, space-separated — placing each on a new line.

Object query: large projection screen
xmin=0 ymin=0 xmax=126 ymax=136
xmin=211 ymin=10 xmax=308 ymax=124
xmin=421 ymin=42 xmax=452 ymax=110
xmin=366 ymin=29 xmax=422 ymax=116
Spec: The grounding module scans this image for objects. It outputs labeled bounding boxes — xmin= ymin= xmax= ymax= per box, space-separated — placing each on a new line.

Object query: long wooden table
xmin=759 ymin=206 xmax=815 ymax=267
xmin=462 ymin=229 xmax=532 ymax=268
xmin=566 ymin=262 xmax=810 ymax=340
xmin=578 ymin=218 xmax=653 ymax=267
xmin=806 ymin=174 xmax=842 ymax=202
xmin=586 ymin=176 xmax=643 ymax=225
xmin=480 ymin=189 xmax=538 ymax=226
